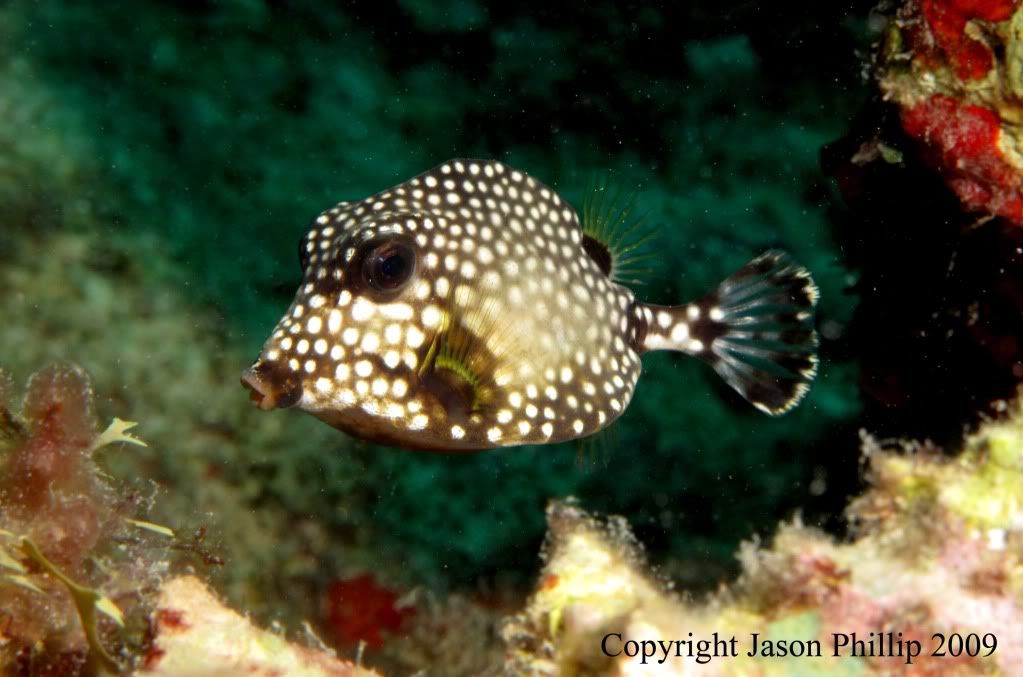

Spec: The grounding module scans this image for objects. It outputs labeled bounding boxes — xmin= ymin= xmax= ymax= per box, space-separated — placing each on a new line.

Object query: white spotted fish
xmin=242 ymin=159 xmax=819 ymax=451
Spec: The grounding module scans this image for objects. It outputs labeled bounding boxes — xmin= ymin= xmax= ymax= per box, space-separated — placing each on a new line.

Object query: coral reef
xmin=878 ymin=0 xmax=1023 ymax=222
xmin=0 ymin=364 xmax=163 ymax=674
xmin=5 ymin=355 xmax=1020 ymax=676
xmin=503 ymin=401 xmax=1023 ymax=675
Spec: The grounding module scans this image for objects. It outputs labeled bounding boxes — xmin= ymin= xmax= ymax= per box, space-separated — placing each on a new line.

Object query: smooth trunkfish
xmin=242 ymin=159 xmax=819 ymax=450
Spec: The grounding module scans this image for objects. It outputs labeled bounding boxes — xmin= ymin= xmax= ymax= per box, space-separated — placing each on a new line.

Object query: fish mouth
xmin=241 ymin=361 xmax=303 ymax=410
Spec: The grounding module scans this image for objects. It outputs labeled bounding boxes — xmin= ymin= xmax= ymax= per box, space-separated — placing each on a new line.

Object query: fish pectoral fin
xmin=580 ymin=171 xmax=659 ymax=286
xmin=418 ymin=317 xmax=495 ymax=419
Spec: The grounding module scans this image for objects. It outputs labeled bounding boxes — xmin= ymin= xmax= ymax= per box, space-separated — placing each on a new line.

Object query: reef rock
xmin=140 ymin=575 xmax=378 ymax=677
xmin=503 ymin=400 xmax=1023 ymax=675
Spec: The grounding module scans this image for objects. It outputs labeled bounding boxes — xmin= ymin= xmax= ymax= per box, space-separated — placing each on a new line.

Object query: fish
xmin=241 ymin=159 xmax=819 ymax=451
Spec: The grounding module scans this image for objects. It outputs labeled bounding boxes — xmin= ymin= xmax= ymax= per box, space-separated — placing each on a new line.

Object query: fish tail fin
xmin=638 ymin=250 xmax=819 ymax=415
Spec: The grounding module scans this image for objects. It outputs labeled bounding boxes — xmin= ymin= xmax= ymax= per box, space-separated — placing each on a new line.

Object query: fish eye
xmin=363 ymin=239 xmax=416 ymax=293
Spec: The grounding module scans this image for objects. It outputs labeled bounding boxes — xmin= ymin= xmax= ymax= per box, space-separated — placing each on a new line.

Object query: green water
xmin=2 ymin=1 xmax=882 ymax=672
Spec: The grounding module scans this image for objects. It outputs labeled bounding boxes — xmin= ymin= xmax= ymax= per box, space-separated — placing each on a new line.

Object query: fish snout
xmin=241 ymin=361 xmax=303 ymax=410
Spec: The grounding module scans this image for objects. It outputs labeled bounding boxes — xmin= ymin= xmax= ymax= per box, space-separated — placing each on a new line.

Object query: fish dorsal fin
xmin=580 ymin=173 xmax=658 ymax=287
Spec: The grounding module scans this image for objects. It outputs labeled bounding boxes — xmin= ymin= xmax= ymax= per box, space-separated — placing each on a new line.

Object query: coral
xmin=901 ymin=94 xmax=1023 ymax=220
xmin=0 ymin=364 xmax=164 ymax=674
xmin=878 ymin=0 xmax=1023 ymax=222
xmin=503 ymin=401 xmax=1023 ymax=675
xmin=139 ymin=575 xmax=377 ymax=677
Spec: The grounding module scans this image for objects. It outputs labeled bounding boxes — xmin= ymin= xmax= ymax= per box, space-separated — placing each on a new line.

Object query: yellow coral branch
xmin=89 ymin=418 xmax=147 ymax=453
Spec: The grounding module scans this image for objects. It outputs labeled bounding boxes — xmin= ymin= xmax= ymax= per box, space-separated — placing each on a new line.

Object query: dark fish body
xmin=242 ymin=159 xmax=818 ymax=451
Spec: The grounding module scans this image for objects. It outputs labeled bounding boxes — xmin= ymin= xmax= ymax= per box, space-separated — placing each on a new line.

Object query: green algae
xmin=19 ymin=537 xmax=124 ymax=674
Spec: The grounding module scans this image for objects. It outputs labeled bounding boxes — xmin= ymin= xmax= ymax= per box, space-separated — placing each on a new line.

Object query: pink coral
xmin=3 ymin=365 xmax=111 ymax=569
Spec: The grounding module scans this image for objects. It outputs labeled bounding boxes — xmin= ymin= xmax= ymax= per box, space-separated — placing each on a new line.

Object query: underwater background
xmin=4 ymin=0 xmax=1023 ymax=674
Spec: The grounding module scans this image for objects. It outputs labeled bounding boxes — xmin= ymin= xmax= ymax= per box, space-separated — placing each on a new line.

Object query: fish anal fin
xmin=574 ymin=422 xmax=619 ymax=469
